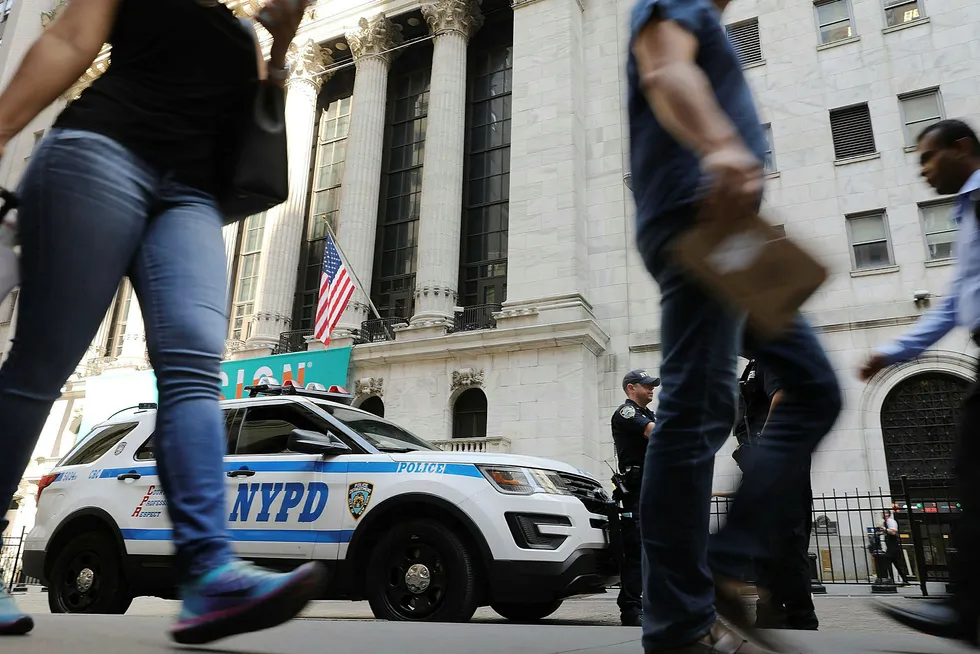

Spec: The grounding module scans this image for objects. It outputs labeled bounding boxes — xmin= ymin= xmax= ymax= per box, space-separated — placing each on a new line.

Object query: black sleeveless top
xmin=54 ymin=0 xmax=257 ymax=194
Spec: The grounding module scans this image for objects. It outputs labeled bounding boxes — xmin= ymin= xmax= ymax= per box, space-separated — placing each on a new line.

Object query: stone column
xmin=332 ymin=14 xmax=403 ymax=339
xmin=245 ymin=40 xmax=332 ymax=354
xmin=405 ymin=0 xmax=483 ymax=334
xmin=117 ymin=294 xmax=148 ymax=368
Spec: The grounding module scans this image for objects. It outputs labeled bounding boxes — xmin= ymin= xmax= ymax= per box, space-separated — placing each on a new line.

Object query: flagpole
xmin=322 ymin=218 xmax=383 ymax=321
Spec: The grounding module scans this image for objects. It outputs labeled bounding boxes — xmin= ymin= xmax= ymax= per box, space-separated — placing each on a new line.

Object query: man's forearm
xmin=0 ymin=33 xmax=100 ymax=141
xmin=640 ymin=61 xmax=742 ymax=157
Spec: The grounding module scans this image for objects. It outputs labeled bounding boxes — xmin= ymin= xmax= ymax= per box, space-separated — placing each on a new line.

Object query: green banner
xmin=78 ymin=347 xmax=352 ymax=437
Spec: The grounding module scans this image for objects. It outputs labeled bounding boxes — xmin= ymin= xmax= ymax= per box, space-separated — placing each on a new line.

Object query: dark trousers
xmin=951 ymin=360 xmax=980 ymax=629
xmin=755 ymin=472 xmax=817 ymax=630
xmin=884 ymin=539 xmax=909 ymax=583
xmin=618 ymin=490 xmax=642 ymax=619
xmin=635 ymin=206 xmax=842 ymax=649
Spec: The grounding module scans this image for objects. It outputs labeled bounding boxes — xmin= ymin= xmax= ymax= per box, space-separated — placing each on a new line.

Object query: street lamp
xmin=623 ymin=172 xmax=632 ymax=191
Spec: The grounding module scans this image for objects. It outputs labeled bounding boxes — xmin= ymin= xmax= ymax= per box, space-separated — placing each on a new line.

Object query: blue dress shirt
xmin=878 ymin=169 xmax=980 ymax=365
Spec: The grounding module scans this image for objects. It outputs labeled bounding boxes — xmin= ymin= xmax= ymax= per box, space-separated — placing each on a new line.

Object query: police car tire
xmin=365 ymin=519 xmax=479 ymax=623
xmin=47 ymin=531 xmax=132 ymax=615
xmin=490 ymin=599 xmax=564 ymax=623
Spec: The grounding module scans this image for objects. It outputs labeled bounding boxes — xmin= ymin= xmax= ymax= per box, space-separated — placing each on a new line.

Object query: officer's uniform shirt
xmin=611 ymin=399 xmax=656 ymax=473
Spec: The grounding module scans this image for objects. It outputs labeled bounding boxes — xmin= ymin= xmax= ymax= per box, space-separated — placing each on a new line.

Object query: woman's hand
xmin=256 ymin=0 xmax=310 ymax=68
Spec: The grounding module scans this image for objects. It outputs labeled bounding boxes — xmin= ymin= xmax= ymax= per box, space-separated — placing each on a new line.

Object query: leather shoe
xmin=644 ymin=622 xmax=794 ymax=653
xmin=875 ymin=600 xmax=977 ymax=645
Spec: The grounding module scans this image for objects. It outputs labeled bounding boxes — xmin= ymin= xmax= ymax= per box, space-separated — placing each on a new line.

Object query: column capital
xmin=421 ymin=0 xmax=484 ymax=40
xmin=346 ymin=13 xmax=404 ymax=66
xmin=286 ymin=39 xmax=332 ymax=93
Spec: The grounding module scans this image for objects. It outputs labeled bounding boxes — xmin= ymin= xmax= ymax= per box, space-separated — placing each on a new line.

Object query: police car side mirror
xmin=287 ymin=429 xmax=351 ymax=456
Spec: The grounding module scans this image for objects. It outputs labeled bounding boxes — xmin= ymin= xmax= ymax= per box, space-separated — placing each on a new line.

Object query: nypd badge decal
xmin=619 ymin=405 xmax=636 ymax=419
xmin=348 ymin=481 xmax=374 ymax=519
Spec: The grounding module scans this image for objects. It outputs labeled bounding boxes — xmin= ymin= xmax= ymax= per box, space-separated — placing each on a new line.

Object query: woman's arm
xmin=0 ymin=0 xmax=120 ymax=144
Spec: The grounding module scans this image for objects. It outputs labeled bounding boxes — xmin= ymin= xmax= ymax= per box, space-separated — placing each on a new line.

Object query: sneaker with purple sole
xmin=0 ymin=587 xmax=32 ymax=636
xmin=171 ymin=560 xmax=326 ymax=645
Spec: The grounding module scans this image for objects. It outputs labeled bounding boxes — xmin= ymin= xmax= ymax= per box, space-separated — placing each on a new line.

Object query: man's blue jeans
xmin=637 ymin=206 xmax=842 ymax=650
xmin=0 ymin=129 xmax=234 ymax=580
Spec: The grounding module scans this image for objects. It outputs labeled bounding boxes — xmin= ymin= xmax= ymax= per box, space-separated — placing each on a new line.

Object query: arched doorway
xmin=359 ymin=396 xmax=385 ymax=418
xmin=880 ymin=372 xmax=969 ymax=582
xmin=881 ymin=372 xmax=968 ymax=495
xmin=453 ymin=388 xmax=487 ymax=440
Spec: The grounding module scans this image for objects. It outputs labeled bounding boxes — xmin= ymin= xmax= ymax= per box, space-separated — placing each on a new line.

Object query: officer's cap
xmin=623 ymin=369 xmax=661 ymax=391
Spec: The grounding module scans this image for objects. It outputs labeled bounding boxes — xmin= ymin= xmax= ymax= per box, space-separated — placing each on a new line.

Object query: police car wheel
xmin=490 ymin=600 xmax=564 ymax=623
xmin=47 ymin=531 xmax=132 ymax=615
xmin=366 ymin=519 xmax=479 ymax=623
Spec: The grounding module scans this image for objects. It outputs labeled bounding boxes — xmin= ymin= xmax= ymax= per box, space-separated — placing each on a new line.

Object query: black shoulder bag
xmin=217 ymin=19 xmax=289 ymax=223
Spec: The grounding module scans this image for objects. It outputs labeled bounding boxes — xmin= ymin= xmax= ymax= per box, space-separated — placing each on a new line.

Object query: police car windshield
xmin=313 ymin=403 xmax=439 ymax=452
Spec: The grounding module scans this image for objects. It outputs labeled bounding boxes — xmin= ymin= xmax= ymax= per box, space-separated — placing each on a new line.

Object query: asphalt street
xmin=4 ymin=614 xmax=979 ymax=654
xmin=7 ymin=590 xmax=978 ymax=653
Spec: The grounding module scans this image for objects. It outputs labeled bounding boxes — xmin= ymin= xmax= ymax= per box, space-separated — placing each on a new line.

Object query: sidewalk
xmin=5 ymin=614 xmax=978 ymax=654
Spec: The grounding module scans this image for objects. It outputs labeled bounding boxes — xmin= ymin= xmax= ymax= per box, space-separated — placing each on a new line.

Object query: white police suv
xmin=22 ymin=380 xmax=620 ymax=623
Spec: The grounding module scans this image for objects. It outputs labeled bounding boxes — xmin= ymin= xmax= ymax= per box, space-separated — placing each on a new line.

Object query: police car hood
xmin=390 ymin=451 xmax=597 ymax=479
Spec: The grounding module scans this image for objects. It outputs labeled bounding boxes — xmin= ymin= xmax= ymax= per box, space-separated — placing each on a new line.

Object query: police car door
xmin=226 ymin=400 xmax=344 ymax=560
xmin=115 ymin=409 xmax=241 ymax=556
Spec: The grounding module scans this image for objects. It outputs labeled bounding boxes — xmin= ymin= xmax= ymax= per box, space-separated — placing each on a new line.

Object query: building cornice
xmin=351 ymin=318 xmax=609 ymax=365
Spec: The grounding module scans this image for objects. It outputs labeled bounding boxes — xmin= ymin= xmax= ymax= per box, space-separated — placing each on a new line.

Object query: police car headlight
xmin=478 ymin=465 xmax=571 ymax=496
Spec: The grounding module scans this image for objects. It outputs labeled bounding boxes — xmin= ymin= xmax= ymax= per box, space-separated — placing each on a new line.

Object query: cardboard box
xmin=671 ymin=214 xmax=827 ymax=339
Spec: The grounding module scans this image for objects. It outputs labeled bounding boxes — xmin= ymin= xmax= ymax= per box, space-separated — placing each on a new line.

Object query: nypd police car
xmin=22 ymin=379 xmax=619 ymax=623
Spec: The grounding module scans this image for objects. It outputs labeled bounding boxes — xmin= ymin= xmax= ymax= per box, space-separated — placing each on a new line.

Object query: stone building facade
xmin=0 ymin=0 xmax=978 ymax=538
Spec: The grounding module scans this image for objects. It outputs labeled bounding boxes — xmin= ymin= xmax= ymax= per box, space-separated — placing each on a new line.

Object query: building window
xmin=762 ymin=123 xmax=776 ymax=173
xmin=725 ymin=18 xmax=763 ymax=67
xmin=461 ymin=22 xmax=513 ymax=310
xmin=295 ymin=71 xmax=354 ymax=331
xmin=830 ymin=104 xmax=876 ymax=160
xmin=453 ymin=388 xmax=487 ymax=440
xmin=846 ymin=212 xmax=894 ymax=270
xmin=104 ymin=280 xmax=133 ymax=358
xmin=884 ymin=0 xmax=923 ymax=28
xmin=899 ymin=89 xmax=943 ymax=148
xmin=229 ymin=212 xmax=266 ymax=341
xmin=371 ymin=46 xmax=432 ymax=320
xmin=921 ymin=202 xmax=958 ymax=261
xmin=814 ymin=0 xmax=856 ymax=45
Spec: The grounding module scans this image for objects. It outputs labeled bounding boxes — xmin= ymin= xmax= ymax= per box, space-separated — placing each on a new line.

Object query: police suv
xmin=22 ymin=379 xmax=619 ymax=623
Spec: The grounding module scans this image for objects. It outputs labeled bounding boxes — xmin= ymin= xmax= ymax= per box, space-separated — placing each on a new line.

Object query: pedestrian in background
xmin=859 ymin=119 xmax=980 ymax=648
xmin=0 ymin=0 xmax=324 ymax=645
xmin=626 ymin=0 xmax=842 ymax=651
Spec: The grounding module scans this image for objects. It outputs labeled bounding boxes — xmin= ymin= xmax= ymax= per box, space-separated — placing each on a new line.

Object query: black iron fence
xmin=710 ymin=476 xmax=956 ymax=596
xmin=1 ymin=528 xmax=41 ymax=593
xmin=357 ymin=317 xmax=408 ymax=343
xmin=450 ymin=303 xmax=501 ymax=333
xmin=273 ymin=329 xmax=314 ymax=355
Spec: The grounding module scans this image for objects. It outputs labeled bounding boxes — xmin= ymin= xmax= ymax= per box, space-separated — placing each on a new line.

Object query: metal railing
xmin=451 ymin=303 xmax=501 ymax=333
xmin=274 ymin=329 xmax=313 ymax=355
xmin=709 ymin=476 xmax=956 ymax=595
xmin=1 ymin=528 xmax=40 ymax=593
xmin=357 ymin=317 xmax=408 ymax=343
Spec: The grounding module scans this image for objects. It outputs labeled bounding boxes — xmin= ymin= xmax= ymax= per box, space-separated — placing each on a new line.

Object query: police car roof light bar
xmin=243 ymin=377 xmax=354 ymax=405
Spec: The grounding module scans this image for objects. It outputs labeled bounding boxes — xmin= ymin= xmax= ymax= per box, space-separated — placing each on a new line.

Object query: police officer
xmin=611 ymin=369 xmax=660 ymax=627
xmin=733 ymin=357 xmax=818 ymax=631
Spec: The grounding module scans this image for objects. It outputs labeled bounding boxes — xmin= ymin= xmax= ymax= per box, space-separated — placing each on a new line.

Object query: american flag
xmin=314 ymin=235 xmax=354 ymax=345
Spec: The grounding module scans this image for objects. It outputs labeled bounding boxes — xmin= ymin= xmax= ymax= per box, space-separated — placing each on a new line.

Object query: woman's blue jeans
xmin=0 ymin=129 xmax=234 ymax=579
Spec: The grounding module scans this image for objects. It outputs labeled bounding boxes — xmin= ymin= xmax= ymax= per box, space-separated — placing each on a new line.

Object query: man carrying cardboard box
xmin=626 ymin=0 xmax=842 ymax=652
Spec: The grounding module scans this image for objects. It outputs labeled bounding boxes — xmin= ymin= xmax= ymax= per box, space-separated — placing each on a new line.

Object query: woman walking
xmin=0 ymin=0 xmax=324 ymax=644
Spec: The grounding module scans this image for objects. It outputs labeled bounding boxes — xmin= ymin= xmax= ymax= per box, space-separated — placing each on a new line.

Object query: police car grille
xmin=558 ymin=473 xmax=608 ymax=505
